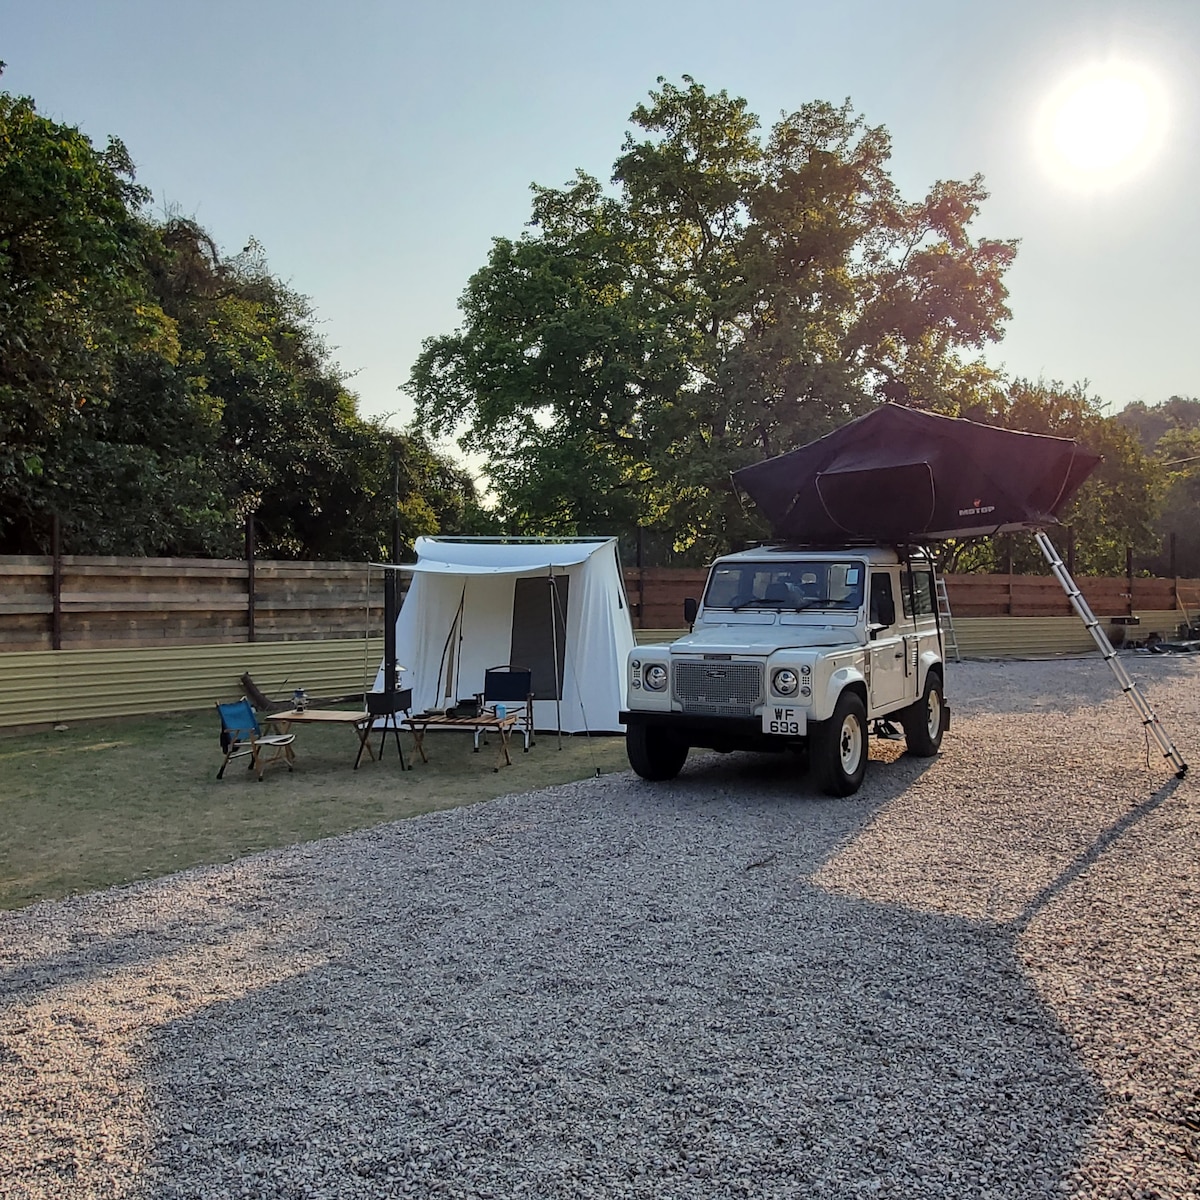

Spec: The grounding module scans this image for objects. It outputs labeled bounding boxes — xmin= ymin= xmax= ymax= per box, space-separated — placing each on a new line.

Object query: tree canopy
xmin=411 ymin=77 xmax=1018 ymax=561
xmin=1116 ymin=395 xmax=1200 ymax=576
xmin=0 ymin=68 xmax=481 ymax=559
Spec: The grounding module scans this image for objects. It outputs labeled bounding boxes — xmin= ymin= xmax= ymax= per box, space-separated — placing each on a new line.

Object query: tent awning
xmin=399 ymin=537 xmax=615 ymax=575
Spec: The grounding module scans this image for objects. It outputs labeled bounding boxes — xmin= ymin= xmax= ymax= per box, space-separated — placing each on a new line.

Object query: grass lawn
xmin=0 ymin=710 xmax=631 ymax=911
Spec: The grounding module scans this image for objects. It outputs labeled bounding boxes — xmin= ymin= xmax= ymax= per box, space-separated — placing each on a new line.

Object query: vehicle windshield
xmin=703 ymin=560 xmax=866 ymax=612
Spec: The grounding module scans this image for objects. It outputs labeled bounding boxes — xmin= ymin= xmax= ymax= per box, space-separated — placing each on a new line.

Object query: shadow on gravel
xmin=0 ymin=910 xmax=235 ymax=1004
xmin=1010 ymin=774 xmax=1188 ymax=937
xmin=122 ymin=757 xmax=1102 ymax=1200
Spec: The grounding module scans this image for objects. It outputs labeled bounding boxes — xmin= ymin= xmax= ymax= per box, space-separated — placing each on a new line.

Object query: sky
xmin=4 ymin=0 xmax=1198 ymax=455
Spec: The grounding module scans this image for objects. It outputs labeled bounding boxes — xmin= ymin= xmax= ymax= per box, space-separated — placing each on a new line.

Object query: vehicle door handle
xmin=893 ymin=652 xmax=903 ymax=659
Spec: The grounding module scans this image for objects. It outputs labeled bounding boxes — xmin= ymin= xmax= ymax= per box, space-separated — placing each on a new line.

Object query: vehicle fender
xmin=814 ymin=663 xmax=867 ymax=722
xmin=918 ymin=651 xmax=944 ymax=690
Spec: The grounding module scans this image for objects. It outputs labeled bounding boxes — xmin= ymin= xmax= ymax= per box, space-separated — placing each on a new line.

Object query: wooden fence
xmin=621 ymin=569 xmax=1198 ymax=626
xmin=2 ymin=555 xmax=1198 ymax=654
xmin=0 ymin=556 xmax=383 ymax=651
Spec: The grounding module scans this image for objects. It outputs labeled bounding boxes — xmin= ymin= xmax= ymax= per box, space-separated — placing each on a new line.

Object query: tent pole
xmin=452 ymin=581 xmax=466 ymax=702
xmin=548 ymin=568 xmax=562 ymax=749
xmin=434 ymin=585 xmax=466 ymax=708
xmin=362 ymin=561 xmax=372 ymax=698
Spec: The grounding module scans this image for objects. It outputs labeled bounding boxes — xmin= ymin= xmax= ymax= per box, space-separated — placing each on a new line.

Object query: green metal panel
xmin=956 ymin=610 xmax=1179 ymax=658
xmin=0 ymin=638 xmax=385 ymax=730
xmin=634 ymin=612 xmax=1181 ymax=661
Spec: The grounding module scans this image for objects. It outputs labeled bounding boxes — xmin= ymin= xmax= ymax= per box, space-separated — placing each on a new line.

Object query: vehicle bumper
xmin=620 ymin=709 xmax=804 ymax=751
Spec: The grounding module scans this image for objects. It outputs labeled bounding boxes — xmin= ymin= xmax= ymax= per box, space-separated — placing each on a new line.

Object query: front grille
xmin=673 ymin=660 xmax=763 ymax=717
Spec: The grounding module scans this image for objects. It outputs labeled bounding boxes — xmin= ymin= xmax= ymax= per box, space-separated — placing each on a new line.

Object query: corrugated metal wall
xmin=955 ymin=611 xmax=1179 ymax=657
xmin=0 ymin=638 xmax=384 ymax=731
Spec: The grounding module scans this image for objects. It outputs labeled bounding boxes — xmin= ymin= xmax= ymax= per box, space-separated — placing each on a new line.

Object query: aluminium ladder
xmin=1036 ymin=531 xmax=1188 ymax=778
xmin=935 ymin=574 xmax=961 ymax=663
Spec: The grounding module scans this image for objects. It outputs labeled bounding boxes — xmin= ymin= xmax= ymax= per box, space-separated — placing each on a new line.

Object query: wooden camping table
xmin=402 ymin=712 xmax=521 ymax=771
xmin=265 ymin=708 xmax=376 ymax=768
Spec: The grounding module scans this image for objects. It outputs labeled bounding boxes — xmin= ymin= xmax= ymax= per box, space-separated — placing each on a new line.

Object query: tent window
xmin=510 ymin=576 xmax=570 ymax=699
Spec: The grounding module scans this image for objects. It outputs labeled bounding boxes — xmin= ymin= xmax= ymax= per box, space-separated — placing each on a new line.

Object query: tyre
xmin=810 ymin=690 xmax=868 ymax=797
xmin=902 ymin=671 xmax=944 ymax=757
xmin=626 ymin=722 xmax=688 ymax=781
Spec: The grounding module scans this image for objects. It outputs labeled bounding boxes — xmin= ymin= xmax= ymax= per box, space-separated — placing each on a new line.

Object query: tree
xmin=0 ymin=66 xmax=169 ymax=551
xmin=410 ymin=77 xmax=1016 ymax=560
xmin=1114 ymin=396 xmax=1200 ymax=576
xmin=1115 ymin=395 xmax=1200 ymax=454
xmin=0 ymin=68 xmax=482 ymax=560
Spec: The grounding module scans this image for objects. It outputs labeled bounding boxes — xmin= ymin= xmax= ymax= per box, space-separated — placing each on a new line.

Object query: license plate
xmin=762 ymin=706 xmax=805 ymax=736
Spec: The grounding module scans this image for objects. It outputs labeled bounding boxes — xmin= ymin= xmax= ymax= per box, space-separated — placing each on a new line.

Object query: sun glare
xmin=1035 ymin=63 xmax=1168 ymax=190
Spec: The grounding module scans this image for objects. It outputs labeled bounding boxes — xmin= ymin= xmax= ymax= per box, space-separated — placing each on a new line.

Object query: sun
xmin=1035 ymin=63 xmax=1168 ymax=190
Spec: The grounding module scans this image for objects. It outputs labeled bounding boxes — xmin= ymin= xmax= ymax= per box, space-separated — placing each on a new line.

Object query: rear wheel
xmin=902 ymin=671 xmax=944 ymax=757
xmin=811 ymin=690 xmax=868 ymax=797
xmin=626 ymin=722 xmax=688 ymax=781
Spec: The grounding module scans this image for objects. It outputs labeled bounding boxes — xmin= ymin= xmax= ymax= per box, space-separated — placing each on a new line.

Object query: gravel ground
xmin=1 ymin=655 xmax=1198 ymax=1200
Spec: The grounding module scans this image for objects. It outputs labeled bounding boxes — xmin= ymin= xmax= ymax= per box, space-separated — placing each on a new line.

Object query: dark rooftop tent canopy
xmin=732 ymin=403 xmax=1102 ymax=544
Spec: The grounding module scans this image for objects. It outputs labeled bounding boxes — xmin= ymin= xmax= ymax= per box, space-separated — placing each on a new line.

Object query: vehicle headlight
xmin=773 ymin=669 xmax=799 ymax=696
xmin=644 ymin=664 xmax=668 ymax=691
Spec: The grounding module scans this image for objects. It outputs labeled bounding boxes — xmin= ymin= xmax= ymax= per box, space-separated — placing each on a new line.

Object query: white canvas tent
xmin=377 ymin=537 xmax=636 ymax=734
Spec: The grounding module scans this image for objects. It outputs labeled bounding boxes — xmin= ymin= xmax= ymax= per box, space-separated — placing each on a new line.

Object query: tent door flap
xmin=510 ymin=576 xmax=570 ymax=699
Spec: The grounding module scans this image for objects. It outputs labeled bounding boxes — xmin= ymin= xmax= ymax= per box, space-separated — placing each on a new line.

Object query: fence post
xmin=245 ymin=513 xmax=256 ymax=643
xmin=1171 ymin=532 xmax=1179 ymax=620
xmin=392 ymin=453 xmax=402 ymax=565
xmin=1005 ymin=534 xmax=1014 ymax=615
xmin=51 ymin=513 xmax=62 ymax=651
xmin=636 ymin=526 xmax=645 ymax=626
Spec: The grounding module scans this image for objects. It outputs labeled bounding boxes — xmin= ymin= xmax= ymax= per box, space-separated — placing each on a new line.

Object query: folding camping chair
xmin=355 ymin=688 xmax=413 ymax=770
xmin=216 ymin=698 xmax=296 ymax=781
xmin=475 ymin=664 xmax=535 ymax=752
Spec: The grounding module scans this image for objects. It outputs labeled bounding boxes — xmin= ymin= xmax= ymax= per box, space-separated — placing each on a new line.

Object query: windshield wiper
xmin=727 ymin=596 xmax=827 ymax=612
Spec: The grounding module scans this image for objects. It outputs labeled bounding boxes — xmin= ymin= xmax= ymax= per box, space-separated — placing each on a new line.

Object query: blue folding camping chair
xmin=216 ymin=698 xmax=296 ymax=781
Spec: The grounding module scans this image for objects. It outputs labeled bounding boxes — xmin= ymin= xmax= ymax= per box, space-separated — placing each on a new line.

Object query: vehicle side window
xmin=901 ymin=568 xmax=936 ymax=618
xmin=869 ymin=572 xmax=895 ymax=626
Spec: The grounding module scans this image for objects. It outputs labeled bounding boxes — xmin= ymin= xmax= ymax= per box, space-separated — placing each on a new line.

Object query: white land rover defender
xmin=621 ymin=544 xmax=949 ymax=796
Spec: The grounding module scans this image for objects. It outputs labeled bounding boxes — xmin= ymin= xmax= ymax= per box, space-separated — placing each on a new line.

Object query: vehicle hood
xmin=670 ymin=623 xmax=860 ymax=654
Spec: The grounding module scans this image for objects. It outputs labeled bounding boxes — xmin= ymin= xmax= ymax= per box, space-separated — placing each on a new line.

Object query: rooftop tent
xmin=732 ymin=403 xmax=1102 ymax=543
xmin=382 ymin=537 xmax=636 ymax=734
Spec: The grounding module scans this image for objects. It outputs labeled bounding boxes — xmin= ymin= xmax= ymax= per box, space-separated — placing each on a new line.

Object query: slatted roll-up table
xmin=401 ymin=712 xmax=522 ymax=771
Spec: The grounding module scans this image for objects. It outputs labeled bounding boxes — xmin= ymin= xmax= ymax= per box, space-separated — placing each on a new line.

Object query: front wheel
xmin=902 ymin=671 xmax=944 ymax=757
xmin=626 ymin=722 xmax=688 ymax=781
xmin=810 ymin=690 xmax=868 ymax=797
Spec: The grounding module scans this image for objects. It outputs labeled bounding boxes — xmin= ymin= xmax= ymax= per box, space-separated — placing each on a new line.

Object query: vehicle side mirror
xmin=873 ymin=594 xmax=896 ymax=628
xmin=683 ymin=597 xmax=698 ymax=626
